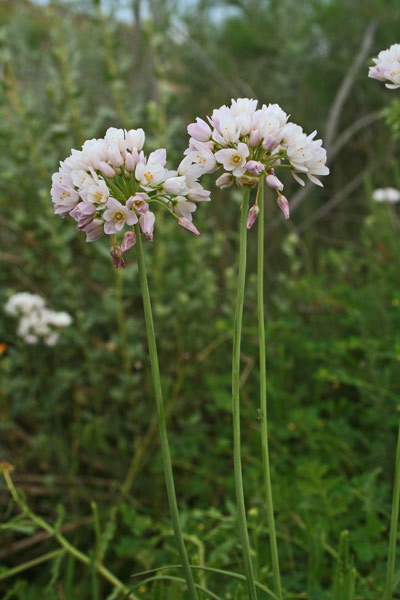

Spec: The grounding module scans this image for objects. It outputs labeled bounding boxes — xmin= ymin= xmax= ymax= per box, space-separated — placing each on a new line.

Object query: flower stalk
xmin=134 ymin=223 xmax=198 ymax=600
xmin=232 ymin=187 xmax=258 ymax=600
xmin=385 ymin=420 xmax=400 ymax=600
xmin=257 ymin=178 xmax=282 ymax=599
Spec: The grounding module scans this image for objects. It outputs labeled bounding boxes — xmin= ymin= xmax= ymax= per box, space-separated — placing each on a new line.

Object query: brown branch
xmin=294 ymin=168 xmax=368 ymax=234
xmin=324 ymin=20 xmax=377 ymax=152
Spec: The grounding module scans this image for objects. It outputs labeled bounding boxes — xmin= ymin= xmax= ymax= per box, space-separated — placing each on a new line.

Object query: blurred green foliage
xmin=1 ymin=0 xmax=400 ymax=598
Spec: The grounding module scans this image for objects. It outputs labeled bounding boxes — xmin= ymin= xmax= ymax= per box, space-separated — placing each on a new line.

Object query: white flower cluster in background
xmin=5 ymin=292 xmax=72 ymax=346
xmin=369 ymin=44 xmax=400 ymax=89
xmin=184 ymin=98 xmax=329 ymax=224
xmin=51 ymin=127 xmax=211 ymax=268
xmin=372 ymin=188 xmax=400 ymax=203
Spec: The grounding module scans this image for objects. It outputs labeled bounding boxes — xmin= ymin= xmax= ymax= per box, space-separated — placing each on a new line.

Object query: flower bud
xmin=108 ymin=146 xmax=124 ymax=168
xmin=139 ymin=211 xmax=155 ymax=241
xmin=121 ymin=231 xmax=137 ymax=252
xmin=187 ymin=118 xmax=212 ymax=142
xmin=277 ymin=194 xmax=290 ymax=220
xmin=99 ymin=161 xmax=116 ymax=178
xmin=216 ymin=173 xmax=233 ymax=189
xmin=83 ymin=219 xmax=104 ymax=242
xmin=178 ymin=217 xmax=200 ymax=236
xmin=246 ymin=160 xmax=264 ymax=175
xmin=266 ymin=174 xmax=284 ymax=191
xmin=124 ymin=151 xmax=137 ymax=172
xmin=246 ymin=204 xmax=259 ymax=229
xmin=163 ymin=176 xmax=189 ymax=195
xmin=249 ymin=130 xmax=262 ymax=147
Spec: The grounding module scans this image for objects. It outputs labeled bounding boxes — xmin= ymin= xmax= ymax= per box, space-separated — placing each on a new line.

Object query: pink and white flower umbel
xmin=184 ymin=98 xmax=329 ymax=221
xmin=369 ymin=44 xmax=400 ymax=89
xmin=51 ymin=127 xmax=210 ymax=267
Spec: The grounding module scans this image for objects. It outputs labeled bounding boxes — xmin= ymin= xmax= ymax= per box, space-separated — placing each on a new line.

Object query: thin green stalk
xmin=1 ymin=468 xmax=137 ymax=599
xmin=385 ymin=420 xmax=400 ymax=600
xmin=131 ymin=564 xmax=279 ymax=599
xmin=0 ymin=549 xmax=64 ymax=581
xmin=232 ymin=187 xmax=258 ymax=600
xmin=257 ymin=179 xmax=282 ymax=599
xmin=129 ymin=575 xmax=222 ymax=600
xmin=114 ymin=265 xmax=131 ymax=375
xmin=134 ymin=225 xmax=198 ymax=600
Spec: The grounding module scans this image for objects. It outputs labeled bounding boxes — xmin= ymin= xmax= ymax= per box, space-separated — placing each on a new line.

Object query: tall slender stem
xmin=232 ymin=187 xmax=258 ymax=600
xmin=134 ymin=225 xmax=198 ymax=600
xmin=257 ymin=179 xmax=282 ymax=599
xmin=385 ymin=420 xmax=400 ymax=600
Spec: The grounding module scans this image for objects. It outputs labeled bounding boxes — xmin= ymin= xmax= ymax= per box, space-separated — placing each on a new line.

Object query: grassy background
xmin=1 ymin=0 xmax=400 ymax=598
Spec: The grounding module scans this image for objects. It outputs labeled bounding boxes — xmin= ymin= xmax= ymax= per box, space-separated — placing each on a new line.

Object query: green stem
xmin=232 ymin=187 xmax=258 ymax=600
xmin=257 ymin=179 xmax=282 ymax=599
xmin=385 ymin=420 xmax=400 ymax=600
xmin=134 ymin=225 xmax=198 ymax=600
xmin=131 ymin=564 xmax=279 ymax=599
xmin=2 ymin=470 xmax=137 ymax=599
xmin=114 ymin=266 xmax=131 ymax=375
xmin=0 ymin=550 xmax=64 ymax=581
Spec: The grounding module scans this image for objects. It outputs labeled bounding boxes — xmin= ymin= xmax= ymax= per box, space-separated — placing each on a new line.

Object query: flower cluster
xmin=51 ymin=128 xmax=211 ymax=268
xmin=372 ymin=187 xmax=400 ymax=203
xmin=184 ymin=98 xmax=329 ymax=224
xmin=369 ymin=44 xmax=400 ymax=89
xmin=5 ymin=292 xmax=72 ymax=346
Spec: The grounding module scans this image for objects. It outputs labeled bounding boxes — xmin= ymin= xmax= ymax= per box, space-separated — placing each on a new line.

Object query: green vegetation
xmin=1 ymin=0 xmax=400 ymax=598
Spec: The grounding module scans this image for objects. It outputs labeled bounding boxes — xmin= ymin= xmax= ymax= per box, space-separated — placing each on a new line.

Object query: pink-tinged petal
xmin=121 ymin=231 xmax=137 ymax=252
xmin=178 ymin=217 xmax=200 ymax=236
xmin=307 ymin=173 xmax=324 ymax=187
xmin=237 ymin=142 xmax=250 ymax=157
xmin=99 ymin=161 xmax=116 ymax=178
xmin=291 ymin=171 xmax=305 ymax=186
xmin=266 ymin=174 xmax=284 ymax=191
xmin=84 ymin=219 xmax=104 ymax=242
xmin=106 ymin=197 xmax=123 ymax=211
xmin=148 ymin=148 xmax=166 ymax=166
xmin=104 ymin=221 xmax=118 ymax=234
xmin=114 ymin=220 xmax=125 ymax=232
xmin=125 ymin=211 xmax=139 ymax=226
xmin=139 ymin=211 xmax=155 ymax=241
xmin=277 ymin=195 xmax=290 ymax=220
xmin=246 ymin=205 xmax=259 ymax=229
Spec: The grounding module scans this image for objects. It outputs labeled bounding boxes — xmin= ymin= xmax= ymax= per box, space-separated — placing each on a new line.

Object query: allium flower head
xmin=369 ymin=44 xmax=400 ymax=89
xmin=51 ymin=127 xmax=210 ymax=268
xmin=5 ymin=292 xmax=72 ymax=346
xmin=185 ymin=98 xmax=329 ymax=220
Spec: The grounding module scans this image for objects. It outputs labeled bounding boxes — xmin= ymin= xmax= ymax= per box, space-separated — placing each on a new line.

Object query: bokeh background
xmin=1 ymin=0 xmax=400 ymax=598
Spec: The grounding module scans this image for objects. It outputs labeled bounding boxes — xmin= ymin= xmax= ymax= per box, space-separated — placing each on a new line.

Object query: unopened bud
xmin=247 ymin=204 xmax=259 ymax=229
xmin=178 ymin=217 xmax=200 ymax=236
xmin=277 ymin=194 xmax=290 ymax=220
